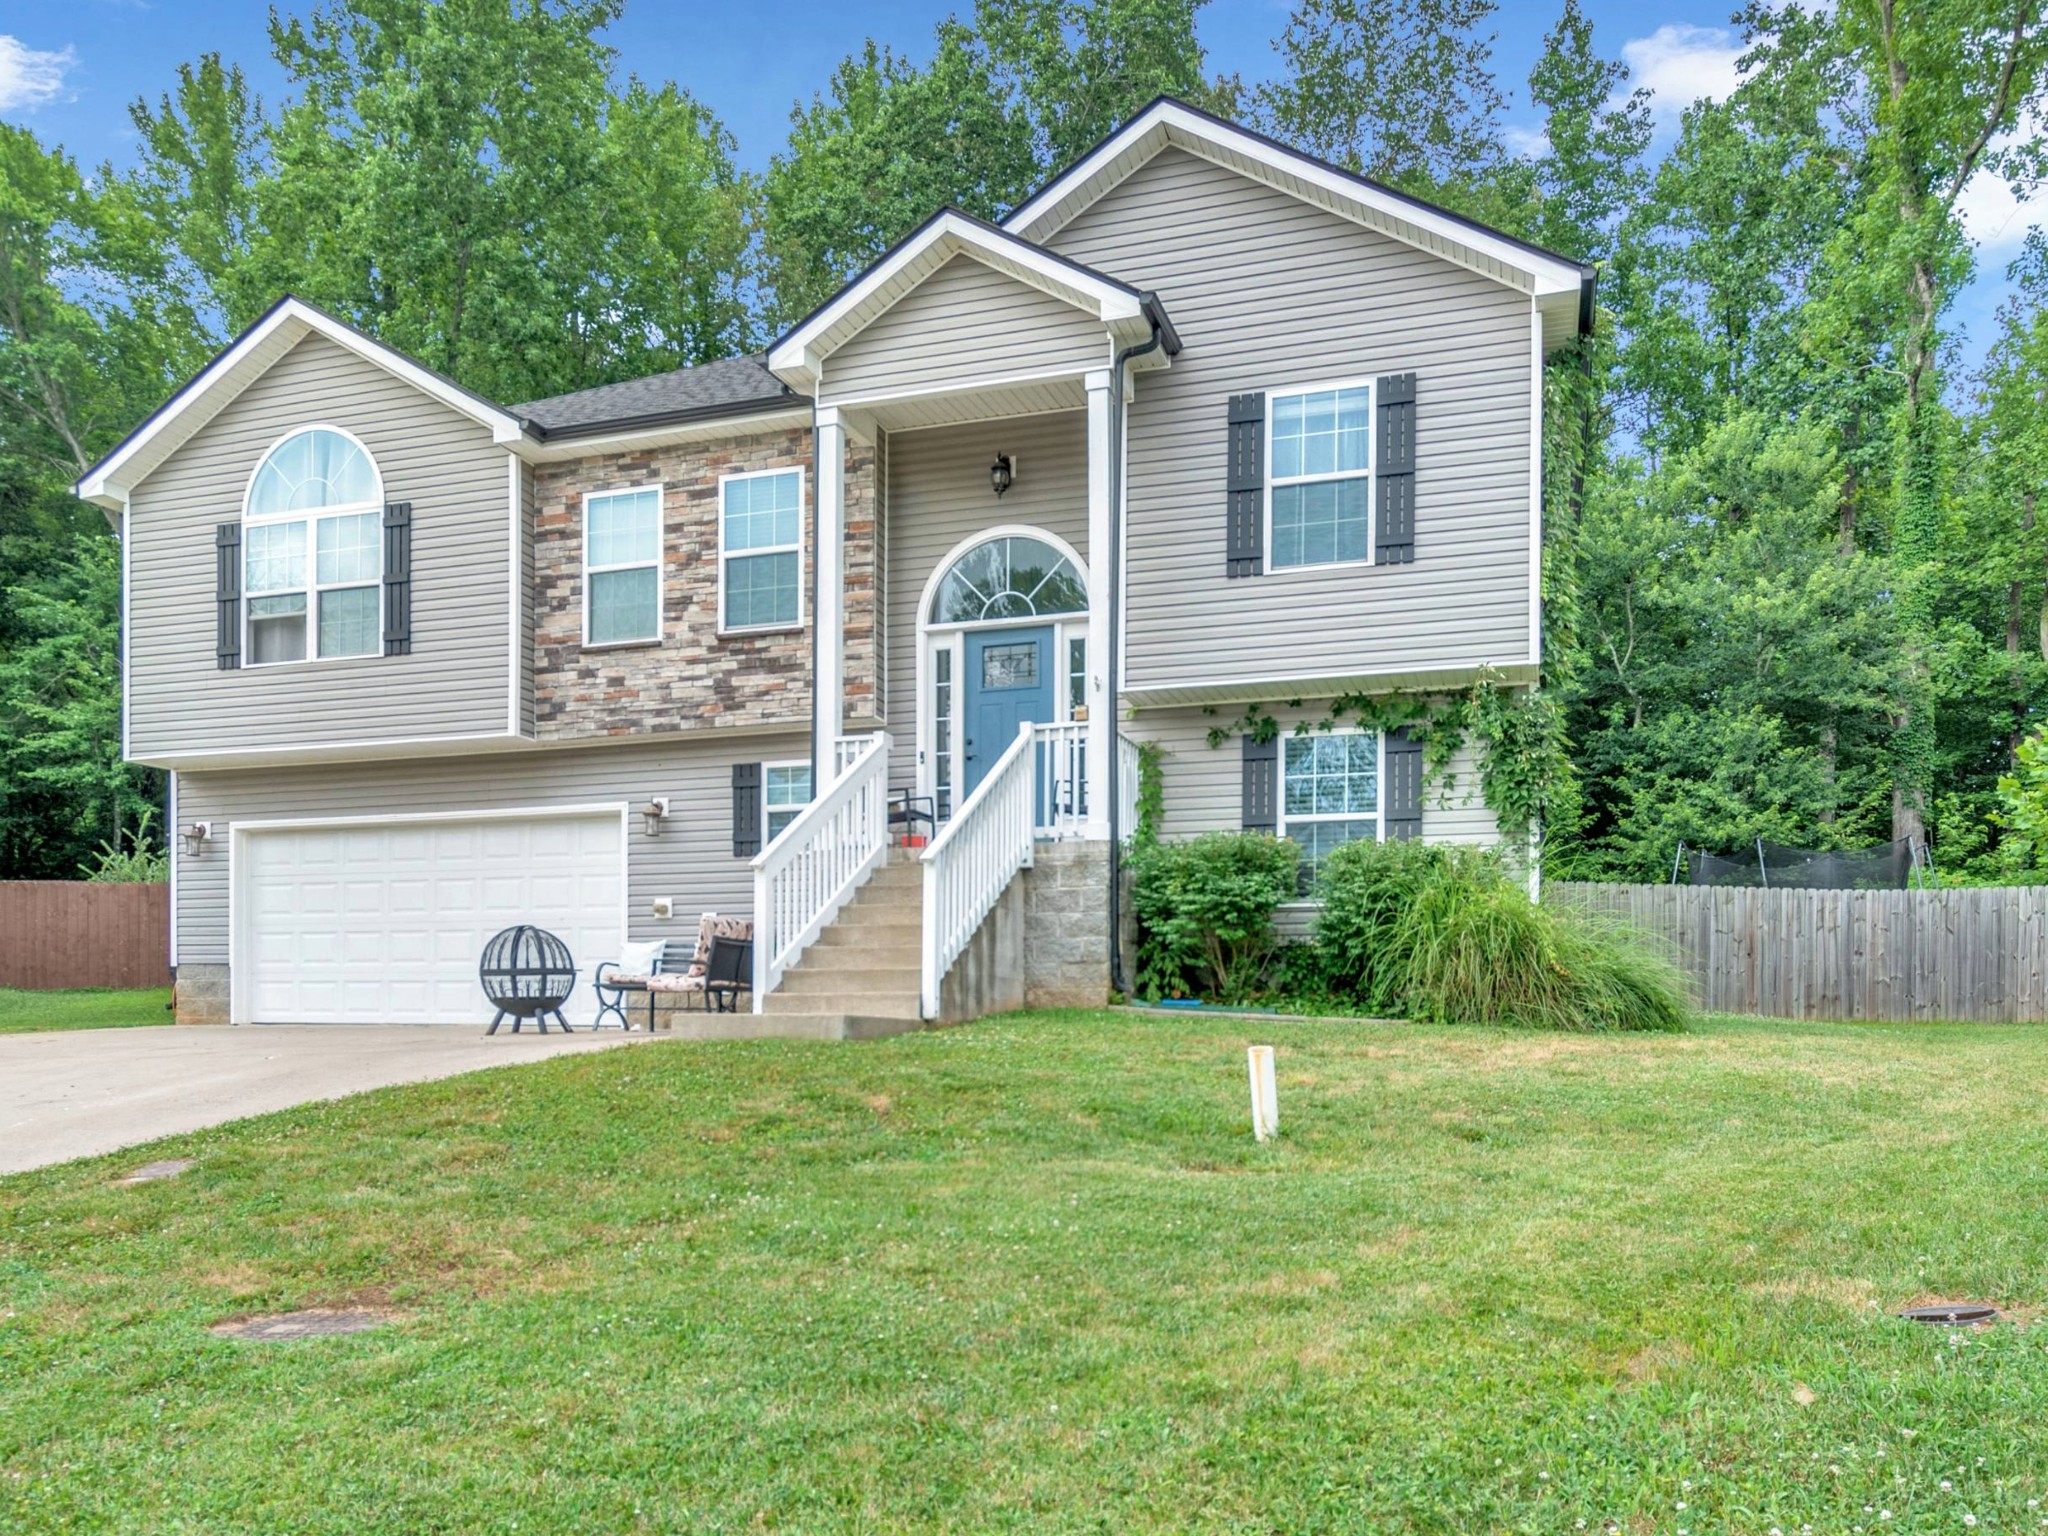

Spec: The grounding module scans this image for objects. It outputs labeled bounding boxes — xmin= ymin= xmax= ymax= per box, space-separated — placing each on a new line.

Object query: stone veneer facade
xmin=531 ymin=423 xmax=880 ymax=740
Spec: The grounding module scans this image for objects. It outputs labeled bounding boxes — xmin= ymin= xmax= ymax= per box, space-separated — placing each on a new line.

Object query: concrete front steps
xmin=756 ymin=852 xmax=929 ymax=1040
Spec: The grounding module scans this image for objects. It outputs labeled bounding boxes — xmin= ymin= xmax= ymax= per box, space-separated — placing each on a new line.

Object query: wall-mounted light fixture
xmin=641 ymin=797 xmax=671 ymax=837
xmin=180 ymin=821 xmax=213 ymax=857
xmin=990 ymin=453 xmax=1016 ymax=498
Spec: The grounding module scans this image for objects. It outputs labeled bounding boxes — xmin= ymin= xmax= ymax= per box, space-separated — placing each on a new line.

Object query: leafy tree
xmin=238 ymin=0 xmax=753 ymax=401
xmin=1519 ymin=0 xmax=1651 ymax=267
xmin=760 ymin=27 xmax=1036 ymax=324
xmin=971 ymin=0 xmax=1226 ymax=168
xmin=0 ymin=537 xmax=161 ymax=878
xmin=1255 ymin=0 xmax=1509 ymax=205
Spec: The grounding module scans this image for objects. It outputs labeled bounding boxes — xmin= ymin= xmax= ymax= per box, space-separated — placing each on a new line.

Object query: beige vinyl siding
xmin=883 ymin=410 xmax=1089 ymax=786
xmin=1047 ymin=147 xmax=1534 ymax=692
xmin=1125 ymin=701 xmax=1498 ymax=846
xmin=126 ymin=332 xmax=514 ymax=761
xmin=821 ymin=256 xmax=1110 ymax=403
xmin=174 ymin=731 xmax=807 ymax=966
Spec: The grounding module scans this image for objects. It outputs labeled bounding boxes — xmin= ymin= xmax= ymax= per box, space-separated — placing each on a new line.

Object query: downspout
xmin=808 ymin=370 xmax=823 ymax=794
xmin=1105 ymin=306 xmax=1169 ymax=997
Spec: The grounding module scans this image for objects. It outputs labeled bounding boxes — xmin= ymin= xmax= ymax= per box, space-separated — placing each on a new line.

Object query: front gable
xmin=820 ymin=253 xmax=1116 ymax=404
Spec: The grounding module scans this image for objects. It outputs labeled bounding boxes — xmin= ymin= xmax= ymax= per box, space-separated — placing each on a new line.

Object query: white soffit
xmin=75 ymin=297 xmax=528 ymax=509
xmin=767 ymin=211 xmax=1152 ymax=395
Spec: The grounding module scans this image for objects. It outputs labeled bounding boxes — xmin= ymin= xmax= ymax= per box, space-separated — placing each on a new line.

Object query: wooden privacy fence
xmin=1547 ymin=882 xmax=2048 ymax=1023
xmin=0 ymin=882 xmax=171 ymax=990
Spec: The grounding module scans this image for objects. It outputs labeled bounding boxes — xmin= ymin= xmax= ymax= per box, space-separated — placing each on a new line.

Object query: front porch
xmin=746 ymin=209 xmax=1176 ymax=1027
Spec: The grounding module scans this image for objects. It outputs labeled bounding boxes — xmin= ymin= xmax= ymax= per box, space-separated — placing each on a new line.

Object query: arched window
xmin=929 ymin=535 xmax=1085 ymax=625
xmin=242 ymin=428 xmax=384 ymax=665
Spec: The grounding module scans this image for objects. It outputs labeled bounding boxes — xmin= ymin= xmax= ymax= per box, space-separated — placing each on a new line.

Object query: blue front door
xmin=962 ymin=626 xmax=1054 ymax=801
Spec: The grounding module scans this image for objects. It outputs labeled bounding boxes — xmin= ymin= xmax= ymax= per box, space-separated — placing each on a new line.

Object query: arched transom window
xmin=929 ymin=535 xmax=1085 ymax=625
xmin=242 ymin=428 xmax=384 ymax=665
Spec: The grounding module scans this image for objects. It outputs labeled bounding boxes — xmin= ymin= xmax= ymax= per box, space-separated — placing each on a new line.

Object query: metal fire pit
xmin=479 ymin=924 xmax=577 ymax=1035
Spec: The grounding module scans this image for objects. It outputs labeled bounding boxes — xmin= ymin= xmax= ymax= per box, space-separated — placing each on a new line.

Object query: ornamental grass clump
xmin=1312 ymin=840 xmax=1689 ymax=1032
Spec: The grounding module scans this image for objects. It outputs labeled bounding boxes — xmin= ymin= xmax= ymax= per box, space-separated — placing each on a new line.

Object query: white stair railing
xmin=751 ymin=730 xmax=891 ymax=1011
xmin=921 ymin=721 xmax=1036 ymax=1019
xmin=1034 ymin=720 xmax=1089 ymax=839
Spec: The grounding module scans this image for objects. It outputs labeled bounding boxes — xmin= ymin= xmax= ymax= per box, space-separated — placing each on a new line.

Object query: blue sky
xmin=0 ymin=0 xmax=2030 ymax=368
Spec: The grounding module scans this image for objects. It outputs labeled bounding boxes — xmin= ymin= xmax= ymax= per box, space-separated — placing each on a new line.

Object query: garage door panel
xmin=238 ymin=811 xmax=624 ymax=1025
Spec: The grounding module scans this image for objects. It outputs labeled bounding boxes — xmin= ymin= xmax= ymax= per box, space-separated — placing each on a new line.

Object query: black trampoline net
xmin=1684 ymin=838 xmax=1923 ymax=890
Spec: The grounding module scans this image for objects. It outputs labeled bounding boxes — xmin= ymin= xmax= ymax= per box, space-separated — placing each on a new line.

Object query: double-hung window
xmin=1269 ymin=383 xmax=1372 ymax=569
xmin=585 ymin=487 xmax=663 ymax=645
xmin=1280 ymin=731 xmax=1382 ymax=891
xmin=720 ymin=469 xmax=804 ymax=632
xmin=243 ymin=427 xmax=383 ymax=665
xmin=763 ymin=762 xmax=813 ymax=842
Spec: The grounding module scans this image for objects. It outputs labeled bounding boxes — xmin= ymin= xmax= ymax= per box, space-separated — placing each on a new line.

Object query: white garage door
xmin=237 ymin=811 xmax=624 ymax=1025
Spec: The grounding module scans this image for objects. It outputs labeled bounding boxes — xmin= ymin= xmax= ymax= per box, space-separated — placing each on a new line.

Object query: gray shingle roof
xmin=514 ymin=353 xmax=799 ymax=437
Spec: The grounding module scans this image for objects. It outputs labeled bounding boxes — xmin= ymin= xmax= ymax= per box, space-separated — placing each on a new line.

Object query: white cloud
xmin=1956 ymin=112 xmax=2046 ymax=254
xmin=0 ymin=36 xmax=76 ymax=113
xmin=1503 ymin=123 xmax=1552 ymax=159
xmin=1621 ymin=24 xmax=1748 ymax=129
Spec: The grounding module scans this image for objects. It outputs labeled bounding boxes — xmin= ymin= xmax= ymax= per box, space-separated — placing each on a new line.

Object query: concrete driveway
xmin=0 ymin=1025 xmax=652 ymax=1176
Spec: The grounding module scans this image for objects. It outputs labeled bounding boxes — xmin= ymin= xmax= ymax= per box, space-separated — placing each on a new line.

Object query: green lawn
xmin=2 ymin=1011 xmax=2044 ymax=1533
xmin=0 ymin=986 xmax=172 ymax=1033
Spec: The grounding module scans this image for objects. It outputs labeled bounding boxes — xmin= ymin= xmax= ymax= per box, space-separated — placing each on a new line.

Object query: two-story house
xmin=76 ymin=99 xmax=1591 ymax=1031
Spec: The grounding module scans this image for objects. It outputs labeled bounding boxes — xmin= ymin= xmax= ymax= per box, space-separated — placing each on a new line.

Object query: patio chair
xmin=593 ymin=938 xmax=668 ymax=1031
xmin=704 ymin=932 xmax=754 ymax=1013
xmin=889 ymin=787 xmax=936 ymax=844
xmin=624 ymin=913 xmax=755 ymax=1026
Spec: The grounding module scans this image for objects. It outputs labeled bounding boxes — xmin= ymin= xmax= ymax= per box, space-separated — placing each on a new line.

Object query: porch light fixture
xmin=180 ymin=821 xmax=212 ymax=857
xmin=990 ymin=454 xmax=1016 ymax=498
xmin=641 ymin=797 xmax=671 ymax=837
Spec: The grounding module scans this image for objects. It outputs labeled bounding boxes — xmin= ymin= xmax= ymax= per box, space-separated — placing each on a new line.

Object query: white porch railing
xmin=921 ymin=721 xmax=1036 ymax=1019
xmin=1034 ymin=721 xmax=1090 ymax=839
xmin=751 ymin=730 xmax=891 ymax=1011
xmin=1118 ymin=732 xmax=1142 ymax=841
xmin=831 ymin=734 xmax=870 ymax=780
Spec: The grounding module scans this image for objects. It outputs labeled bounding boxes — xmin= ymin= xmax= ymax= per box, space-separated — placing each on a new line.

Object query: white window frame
xmin=239 ymin=424 xmax=385 ymax=668
xmin=1277 ymin=727 xmax=1386 ymax=877
xmin=581 ymin=484 xmax=665 ymax=648
xmin=1264 ymin=377 xmax=1376 ymax=572
xmin=718 ymin=466 xmax=807 ymax=636
xmin=762 ymin=759 xmax=814 ymax=844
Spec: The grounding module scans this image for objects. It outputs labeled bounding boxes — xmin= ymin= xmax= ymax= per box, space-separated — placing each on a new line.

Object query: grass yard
xmin=3 ymin=1010 xmax=2045 ymax=1533
xmin=0 ymin=986 xmax=172 ymax=1034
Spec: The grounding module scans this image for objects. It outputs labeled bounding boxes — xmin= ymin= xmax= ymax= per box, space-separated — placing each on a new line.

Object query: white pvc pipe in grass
xmin=1248 ymin=1045 xmax=1278 ymax=1141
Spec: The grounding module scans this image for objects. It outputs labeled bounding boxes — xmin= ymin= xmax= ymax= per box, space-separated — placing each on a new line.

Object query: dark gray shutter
xmin=731 ymin=762 xmax=763 ymax=857
xmin=1226 ymin=392 xmax=1265 ymax=578
xmin=382 ymin=501 xmax=412 ymax=657
xmin=1384 ymin=727 xmax=1424 ymax=841
xmin=215 ymin=523 xmax=241 ymax=670
xmin=1241 ymin=735 xmax=1278 ymax=832
xmin=1376 ymin=373 xmax=1416 ymax=565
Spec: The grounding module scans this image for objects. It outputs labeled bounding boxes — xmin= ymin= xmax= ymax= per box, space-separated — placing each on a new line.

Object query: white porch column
xmin=1084 ymin=369 xmax=1114 ymax=838
xmin=813 ymin=406 xmax=846 ymax=759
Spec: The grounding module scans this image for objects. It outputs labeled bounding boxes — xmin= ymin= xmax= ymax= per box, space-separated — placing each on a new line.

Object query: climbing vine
xmin=1132 ymin=738 xmax=1166 ymax=847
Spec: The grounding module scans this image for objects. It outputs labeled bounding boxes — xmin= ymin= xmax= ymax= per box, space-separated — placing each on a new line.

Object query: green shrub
xmin=1310 ymin=839 xmax=1689 ymax=1032
xmin=1130 ymin=831 xmax=1298 ymax=1001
